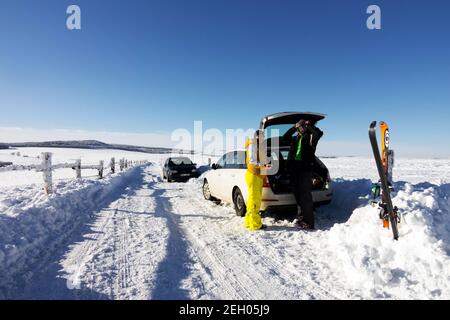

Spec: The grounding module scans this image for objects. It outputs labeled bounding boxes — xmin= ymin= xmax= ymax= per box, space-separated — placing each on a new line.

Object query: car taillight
xmin=262 ymin=176 xmax=270 ymax=188
xmin=325 ymin=173 xmax=331 ymax=189
xmin=312 ymin=178 xmax=321 ymax=188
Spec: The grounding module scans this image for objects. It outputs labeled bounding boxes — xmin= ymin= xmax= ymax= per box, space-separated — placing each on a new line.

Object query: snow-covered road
xmin=1 ymin=164 xmax=340 ymax=299
xmin=13 ymin=164 xmax=351 ymax=299
xmin=2 ymin=161 xmax=450 ymax=299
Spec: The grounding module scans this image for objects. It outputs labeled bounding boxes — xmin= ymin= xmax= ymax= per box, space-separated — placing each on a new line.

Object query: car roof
xmin=260 ymin=111 xmax=326 ymax=128
xmin=221 ymin=149 xmax=246 ymax=154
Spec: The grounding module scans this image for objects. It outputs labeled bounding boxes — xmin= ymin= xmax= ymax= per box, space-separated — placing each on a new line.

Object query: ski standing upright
xmin=369 ymin=121 xmax=400 ymax=240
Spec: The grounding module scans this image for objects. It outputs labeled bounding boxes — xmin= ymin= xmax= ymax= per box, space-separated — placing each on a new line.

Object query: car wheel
xmin=233 ymin=188 xmax=246 ymax=217
xmin=203 ymin=179 xmax=215 ymax=201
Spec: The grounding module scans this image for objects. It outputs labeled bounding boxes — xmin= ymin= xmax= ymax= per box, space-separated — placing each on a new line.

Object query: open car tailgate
xmin=260 ymin=112 xmax=326 ymax=129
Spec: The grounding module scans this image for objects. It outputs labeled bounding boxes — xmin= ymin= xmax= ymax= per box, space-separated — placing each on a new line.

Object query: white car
xmin=202 ymin=112 xmax=333 ymax=216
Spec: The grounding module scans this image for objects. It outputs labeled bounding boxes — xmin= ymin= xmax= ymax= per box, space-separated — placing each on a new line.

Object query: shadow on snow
xmin=148 ymin=181 xmax=193 ymax=300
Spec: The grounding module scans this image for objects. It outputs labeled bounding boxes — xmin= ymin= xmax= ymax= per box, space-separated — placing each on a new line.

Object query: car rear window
xmin=169 ymin=157 xmax=193 ymax=166
xmin=264 ymin=124 xmax=295 ymax=139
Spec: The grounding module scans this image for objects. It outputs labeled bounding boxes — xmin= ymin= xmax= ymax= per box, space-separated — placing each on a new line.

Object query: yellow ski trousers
xmin=244 ymin=171 xmax=263 ymax=230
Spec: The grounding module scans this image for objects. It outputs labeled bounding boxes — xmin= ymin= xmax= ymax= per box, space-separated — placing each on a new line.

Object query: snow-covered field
xmin=322 ymin=156 xmax=450 ymax=185
xmin=0 ymin=148 xmax=449 ymax=299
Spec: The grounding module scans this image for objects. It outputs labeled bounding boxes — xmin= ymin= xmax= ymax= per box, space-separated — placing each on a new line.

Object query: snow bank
xmin=316 ymin=178 xmax=373 ymax=228
xmin=0 ymin=166 xmax=144 ymax=298
xmin=325 ymin=181 xmax=450 ymax=299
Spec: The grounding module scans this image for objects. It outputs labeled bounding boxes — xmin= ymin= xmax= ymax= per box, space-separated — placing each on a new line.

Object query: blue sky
xmin=0 ymin=0 xmax=449 ymax=157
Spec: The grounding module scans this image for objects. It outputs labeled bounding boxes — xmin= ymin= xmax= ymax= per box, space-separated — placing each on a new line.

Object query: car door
xmin=224 ymin=151 xmax=247 ymax=203
xmin=207 ymin=154 xmax=226 ymax=198
xmin=213 ymin=152 xmax=234 ymax=202
xmin=220 ymin=151 xmax=239 ymax=203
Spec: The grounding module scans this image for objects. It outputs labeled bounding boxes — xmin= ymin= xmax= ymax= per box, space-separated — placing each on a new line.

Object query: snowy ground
xmin=322 ymin=156 xmax=450 ymax=185
xmin=0 ymin=148 xmax=449 ymax=299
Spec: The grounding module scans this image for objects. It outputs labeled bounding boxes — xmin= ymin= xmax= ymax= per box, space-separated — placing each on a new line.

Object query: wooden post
xmin=110 ymin=157 xmax=115 ymax=174
xmin=99 ymin=160 xmax=104 ymax=179
xmin=42 ymin=152 xmax=53 ymax=195
xmin=75 ymin=159 xmax=81 ymax=179
xmin=208 ymin=158 xmax=211 ymax=166
xmin=119 ymin=159 xmax=124 ymax=171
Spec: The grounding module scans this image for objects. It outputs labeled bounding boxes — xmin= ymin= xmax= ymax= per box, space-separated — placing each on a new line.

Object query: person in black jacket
xmin=282 ymin=120 xmax=323 ymax=229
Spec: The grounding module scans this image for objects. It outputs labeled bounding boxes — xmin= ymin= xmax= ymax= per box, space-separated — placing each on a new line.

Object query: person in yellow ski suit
xmin=244 ymin=130 xmax=269 ymax=230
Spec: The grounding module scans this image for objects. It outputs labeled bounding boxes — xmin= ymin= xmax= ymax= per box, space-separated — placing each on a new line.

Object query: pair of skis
xmin=368 ymin=121 xmax=400 ymax=240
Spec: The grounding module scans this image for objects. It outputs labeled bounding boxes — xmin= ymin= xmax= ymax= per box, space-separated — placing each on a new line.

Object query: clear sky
xmin=1 ymin=0 xmax=449 ymax=157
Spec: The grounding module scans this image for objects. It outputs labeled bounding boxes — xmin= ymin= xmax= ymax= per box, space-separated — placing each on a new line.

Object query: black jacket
xmin=282 ymin=124 xmax=323 ymax=167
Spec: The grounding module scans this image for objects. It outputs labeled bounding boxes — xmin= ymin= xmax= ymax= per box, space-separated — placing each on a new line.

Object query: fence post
xmin=208 ymin=158 xmax=211 ymax=166
xmin=111 ymin=157 xmax=115 ymax=174
xmin=42 ymin=152 xmax=53 ymax=195
xmin=99 ymin=160 xmax=104 ymax=179
xmin=75 ymin=159 xmax=81 ymax=179
xmin=119 ymin=159 xmax=124 ymax=171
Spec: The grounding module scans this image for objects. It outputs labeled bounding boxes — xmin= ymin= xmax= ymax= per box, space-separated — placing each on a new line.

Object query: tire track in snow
xmin=50 ymin=165 xmax=168 ymax=299
xmin=149 ymin=164 xmax=352 ymax=299
xmin=156 ymin=185 xmax=280 ymax=298
xmin=144 ymin=169 xmax=220 ymax=300
xmin=148 ymin=165 xmax=326 ymax=299
xmin=241 ymin=234 xmax=347 ymax=299
xmin=146 ymin=165 xmax=250 ymax=299
xmin=64 ymin=205 xmax=116 ymax=298
xmin=169 ymin=187 xmax=329 ymax=299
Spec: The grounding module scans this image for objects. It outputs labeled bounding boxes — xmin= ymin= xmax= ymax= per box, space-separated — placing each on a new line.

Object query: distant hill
xmin=0 ymin=140 xmax=191 ymax=155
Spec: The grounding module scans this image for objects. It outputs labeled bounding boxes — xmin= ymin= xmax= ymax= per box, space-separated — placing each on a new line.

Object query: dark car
xmin=162 ymin=157 xmax=199 ymax=182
